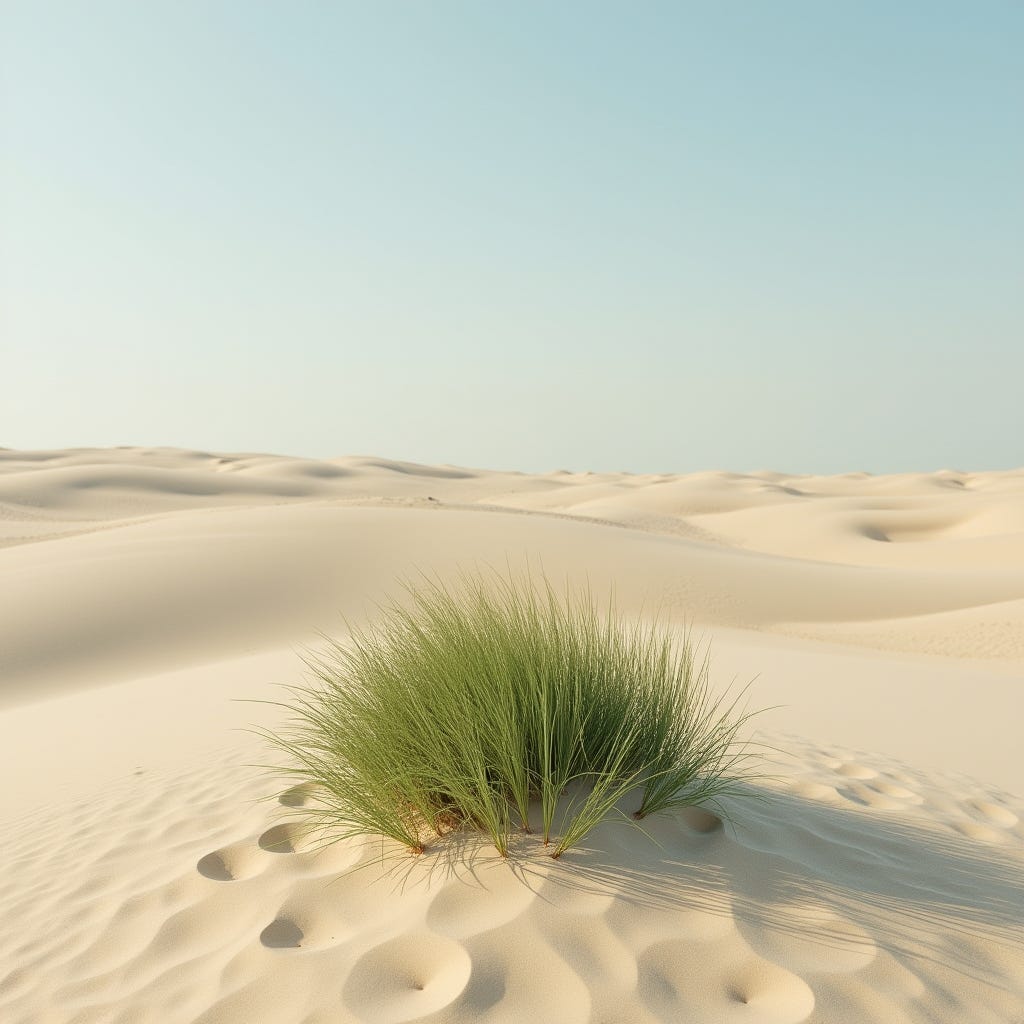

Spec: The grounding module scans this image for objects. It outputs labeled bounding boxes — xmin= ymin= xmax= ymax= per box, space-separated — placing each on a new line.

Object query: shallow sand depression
xmin=1 ymin=448 xmax=1022 ymax=1023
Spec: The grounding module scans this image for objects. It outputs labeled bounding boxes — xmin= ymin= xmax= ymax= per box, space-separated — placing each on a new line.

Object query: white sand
xmin=1 ymin=447 xmax=1022 ymax=1023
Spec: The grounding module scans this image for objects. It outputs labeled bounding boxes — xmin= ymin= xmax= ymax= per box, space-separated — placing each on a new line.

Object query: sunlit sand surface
xmin=2 ymin=448 xmax=1022 ymax=1023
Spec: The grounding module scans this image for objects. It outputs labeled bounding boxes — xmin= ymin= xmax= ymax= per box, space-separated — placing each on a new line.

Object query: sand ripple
xmin=0 ymin=737 xmax=1021 ymax=1024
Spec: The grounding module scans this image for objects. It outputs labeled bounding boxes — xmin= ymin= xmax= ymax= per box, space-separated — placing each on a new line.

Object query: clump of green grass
xmin=263 ymin=571 xmax=757 ymax=859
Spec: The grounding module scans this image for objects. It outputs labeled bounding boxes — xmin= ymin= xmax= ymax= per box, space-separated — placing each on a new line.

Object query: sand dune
xmin=1 ymin=448 xmax=1022 ymax=1023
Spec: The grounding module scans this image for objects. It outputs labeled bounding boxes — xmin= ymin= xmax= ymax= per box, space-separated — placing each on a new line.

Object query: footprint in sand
xmin=259 ymin=906 xmax=350 ymax=951
xmin=278 ymin=782 xmax=320 ymax=808
xmin=259 ymin=821 xmax=367 ymax=873
xmin=260 ymin=917 xmax=304 ymax=948
xmin=258 ymin=822 xmax=310 ymax=854
xmin=343 ymin=931 xmax=472 ymax=1023
xmin=678 ymin=805 xmax=724 ymax=833
xmin=639 ymin=937 xmax=815 ymax=1023
xmin=196 ymin=841 xmax=262 ymax=881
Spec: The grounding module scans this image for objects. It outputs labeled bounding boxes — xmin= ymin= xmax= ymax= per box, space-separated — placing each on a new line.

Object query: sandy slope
xmin=1 ymin=448 xmax=1022 ymax=1023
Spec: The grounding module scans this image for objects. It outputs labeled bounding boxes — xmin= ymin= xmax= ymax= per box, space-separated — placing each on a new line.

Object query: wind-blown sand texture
xmin=1 ymin=448 xmax=1022 ymax=1024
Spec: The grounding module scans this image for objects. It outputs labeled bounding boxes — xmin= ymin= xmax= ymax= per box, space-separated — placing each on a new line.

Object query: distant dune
xmin=1 ymin=448 xmax=1022 ymax=1023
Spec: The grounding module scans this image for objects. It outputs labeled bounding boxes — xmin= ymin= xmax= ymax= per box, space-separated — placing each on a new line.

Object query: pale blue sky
xmin=2 ymin=2 xmax=1021 ymax=472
